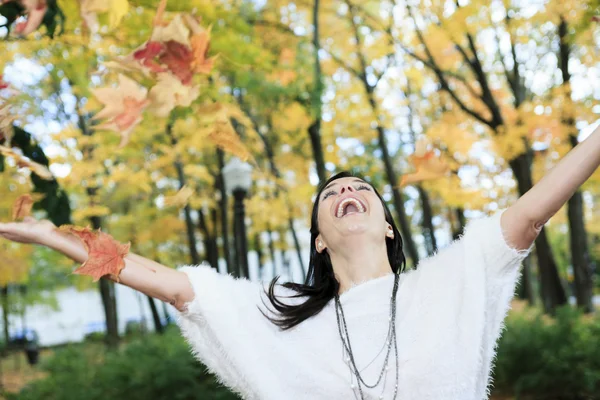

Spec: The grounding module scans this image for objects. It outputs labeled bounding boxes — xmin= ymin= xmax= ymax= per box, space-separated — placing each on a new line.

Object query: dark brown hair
xmin=259 ymin=171 xmax=407 ymax=330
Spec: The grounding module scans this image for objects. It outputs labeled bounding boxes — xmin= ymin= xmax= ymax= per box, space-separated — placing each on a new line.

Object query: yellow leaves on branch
xmin=0 ymin=145 xmax=54 ymax=180
xmin=72 ymin=205 xmax=112 ymax=223
xmin=268 ymin=48 xmax=297 ymax=86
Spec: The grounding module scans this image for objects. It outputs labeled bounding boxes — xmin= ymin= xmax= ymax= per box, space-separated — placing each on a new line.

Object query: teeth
xmin=336 ymin=198 xmax=365 ymax=218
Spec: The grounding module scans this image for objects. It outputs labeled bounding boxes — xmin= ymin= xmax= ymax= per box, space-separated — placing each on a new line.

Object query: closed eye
xmin=322 ymin=190 xmax=335 ymax=200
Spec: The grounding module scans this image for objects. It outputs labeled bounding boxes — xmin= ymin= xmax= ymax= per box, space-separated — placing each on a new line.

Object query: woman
xmin=1 ymin=127 xmax=599 ymax=400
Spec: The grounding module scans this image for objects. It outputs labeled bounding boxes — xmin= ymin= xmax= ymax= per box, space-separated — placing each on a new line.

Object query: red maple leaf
xmin=57 ymin=225 xmax=130 ymax=282
xmin=159 ymin=40 xmax=195 ymax=84
xmin=133 ymin=41 xmax=168 ymax=73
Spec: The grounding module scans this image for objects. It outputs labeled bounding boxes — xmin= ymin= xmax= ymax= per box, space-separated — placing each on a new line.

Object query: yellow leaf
xmin=73 ymin=205 xmax=112 ymax=221
xmin=163 ymin=185 xmax=194 ymax=208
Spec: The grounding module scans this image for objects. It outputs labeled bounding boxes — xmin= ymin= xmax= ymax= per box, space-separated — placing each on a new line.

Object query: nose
xmin=340 ymin=185 xmax=354 ymax=194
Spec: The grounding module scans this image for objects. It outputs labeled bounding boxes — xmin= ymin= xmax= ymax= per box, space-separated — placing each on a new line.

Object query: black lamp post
xmin=222 ymin=157 xmax=252 ymax=278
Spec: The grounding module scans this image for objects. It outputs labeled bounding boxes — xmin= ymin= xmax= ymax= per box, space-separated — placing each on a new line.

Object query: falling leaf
xmin=0 ymin=145 xmax=54 ymax=180
xmin=151 ymin=13 xmax=190 ymax=45
xmin=12 ymin=0 xmax=48 ymax=36
xmin=399 ymin=150 xmax=450 ymax=186
xmin=91 ymin=74 xmax=150 ymax=147
xmin=79 ymin=0 xmax=129 ymax=34
xmin=108 ymin=11 xmax=214 ymax=85
xmin=57 ymin=225 xmax=130 ymax=282
xmin=163 ymin=185 xmax=194 ymax=207
xmin=132 ymin=41 xmax=167 ymax=73
xmin=147 ymin=73 xmax=200 ymax=117
xmin=206 ymin=119 xmax=252 ymax=162
xmin=190 ymin=27 xmax=215 ymax=75
xmin=152 ymin=0 xmax=168 ymax=27
xmin=12 ymin=194 xmax=33 ymax=221
xmin=0 ymin=105 xmax=15 ymax=146
xmin=0 ymin=75 xmax=8 ymax=90
xmin=158 ymin=40 xmax=195 ymax=84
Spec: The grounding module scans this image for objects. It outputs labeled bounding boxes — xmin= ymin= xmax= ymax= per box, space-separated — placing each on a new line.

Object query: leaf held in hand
xmin=12 ymin=194 xmax=33 ymax=221
xmin=57 ymin=225 xmax=130 ymax=282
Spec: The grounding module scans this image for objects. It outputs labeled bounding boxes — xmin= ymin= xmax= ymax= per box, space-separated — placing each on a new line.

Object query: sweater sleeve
xmin=462 ymin=208 xmax=535 ymax=398
xmin=171 ymin=263 xmax=277 ymax=399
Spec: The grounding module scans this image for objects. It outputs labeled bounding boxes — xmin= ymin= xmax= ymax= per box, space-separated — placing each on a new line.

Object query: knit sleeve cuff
xmin=466 ymin=208 xmax=534 ymax=276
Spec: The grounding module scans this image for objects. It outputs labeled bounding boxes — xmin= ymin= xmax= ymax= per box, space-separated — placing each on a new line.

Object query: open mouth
xmin=335 ymin=197 xmax=367 ymax=218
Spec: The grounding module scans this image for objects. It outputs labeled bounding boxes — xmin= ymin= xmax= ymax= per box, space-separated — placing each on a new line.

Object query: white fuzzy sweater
xmin=173 ymin=208 xmax=533 ymax=400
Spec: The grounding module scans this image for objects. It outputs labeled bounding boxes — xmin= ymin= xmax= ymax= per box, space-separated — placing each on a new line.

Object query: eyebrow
xmin=322 ymin=179 xmax=367 ymax=193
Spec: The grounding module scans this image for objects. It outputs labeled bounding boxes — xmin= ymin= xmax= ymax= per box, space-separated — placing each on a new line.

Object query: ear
xmin=315 ymin=235 xmax=327 ymax=253
xmin=386 ymin=225 xmax=394 ymax=239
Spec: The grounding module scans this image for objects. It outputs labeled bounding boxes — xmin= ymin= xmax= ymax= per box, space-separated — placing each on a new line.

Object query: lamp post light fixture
xmin=222 ymin=157 xmax=253 ymax=278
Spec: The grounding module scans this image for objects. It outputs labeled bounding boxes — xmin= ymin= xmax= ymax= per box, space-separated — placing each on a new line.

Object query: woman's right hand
xmin=0 ymin=216 xmax=57 ymax=245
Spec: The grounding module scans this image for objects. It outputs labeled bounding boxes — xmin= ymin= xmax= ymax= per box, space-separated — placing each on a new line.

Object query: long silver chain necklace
xmin=334 ymin=271 xmax=400 ymax=399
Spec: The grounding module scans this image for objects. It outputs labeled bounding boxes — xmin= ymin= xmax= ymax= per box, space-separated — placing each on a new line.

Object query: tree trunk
xmin=217 ymin=149 xmax=234 ymax=274
xmin=166 ymin=123 xmax=200 ymax=265
xmin=308 ymin=0 xmax=327 ymax=183
xmin=147 ymin=296 xmax=164 ymax=334
xmin=509 ymin=154 xmax=567 ymax=313
xmin=288 ymin=216 xmax=306 ymax=279
xmin=417 ymin=185 xmax=437 ymax=255
xmin=558 ymin=16 xmax=594 ymax=313
xmin=254 ymin=233 xmax=264 ymax=280
xmin=89 ymin=215 xmax=119 ymax=348
xmin=1 ymin=286 xmax=8 ymax=356
xmin=197 ymin=207 xmax=219 ymax=270
xmin=267 ymin=225 xmax=277 ymax=278
xmin=567 ymin=187 xmax=594 ymax=312
xmin=515 ymin=256 xmax=536 ymax=305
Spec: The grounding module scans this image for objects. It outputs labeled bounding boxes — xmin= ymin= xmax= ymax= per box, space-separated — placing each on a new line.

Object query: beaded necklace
xmin=334 ymin=271 xmax=400 ymax=399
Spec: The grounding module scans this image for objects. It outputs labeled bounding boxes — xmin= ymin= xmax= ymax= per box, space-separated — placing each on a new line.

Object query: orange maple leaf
xmin=190 ymin=29 xmax=215 ymax=75
xmin=57 ymin=225 xmax=130 ymax=282
xmin=399 ymin=150 xmax=450 ymax=186
xmin=12 ymin=194 xmax=33 ymax=221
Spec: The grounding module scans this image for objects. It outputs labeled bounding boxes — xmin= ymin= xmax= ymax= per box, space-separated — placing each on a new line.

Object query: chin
xmin=340 ymin=223 xmax=371 ymax=235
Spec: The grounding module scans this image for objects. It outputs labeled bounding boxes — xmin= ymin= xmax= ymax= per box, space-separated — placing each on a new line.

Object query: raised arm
xmin=502 ymin=125 xmax=600 ymax=251
xmin=0 ymin=218 xmax=194 ymax=311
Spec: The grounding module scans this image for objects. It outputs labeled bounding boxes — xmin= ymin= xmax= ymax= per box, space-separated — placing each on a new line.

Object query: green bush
xmin=493 ymin=306 xmax=600 ymax=399
xmin=12 ymin=326 xmax=240 ymax=400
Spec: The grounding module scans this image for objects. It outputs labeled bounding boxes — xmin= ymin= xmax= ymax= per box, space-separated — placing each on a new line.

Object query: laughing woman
xmin=1 ymin=127 xmax=600 ymax=400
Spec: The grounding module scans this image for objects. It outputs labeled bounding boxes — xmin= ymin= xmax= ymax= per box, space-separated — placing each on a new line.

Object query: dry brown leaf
xmin=12 ymin=194 xmax=33 ymax=221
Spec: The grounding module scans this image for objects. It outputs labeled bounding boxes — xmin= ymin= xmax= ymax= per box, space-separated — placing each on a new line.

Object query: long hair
xmin=259 ymin=171 xmax=407 ymax=331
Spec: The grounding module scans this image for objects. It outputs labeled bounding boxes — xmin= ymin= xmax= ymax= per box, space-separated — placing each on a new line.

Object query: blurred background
xmin=1 ymin=0 xmax=600 ymax=399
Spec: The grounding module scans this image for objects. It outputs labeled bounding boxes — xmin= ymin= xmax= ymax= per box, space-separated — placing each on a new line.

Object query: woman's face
xmin=315 ymin=177 xmax=391 ymax=252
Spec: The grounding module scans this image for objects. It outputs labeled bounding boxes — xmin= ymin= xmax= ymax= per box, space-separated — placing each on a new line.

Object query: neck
xmin=328 ymin=237 xmax=392 ymax=295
